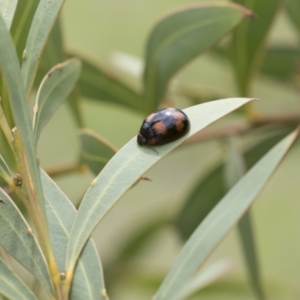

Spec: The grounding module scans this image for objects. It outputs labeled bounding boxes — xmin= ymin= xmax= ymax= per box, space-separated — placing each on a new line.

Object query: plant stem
xmin=1 ymin=100 xmax=62 ymax=299
xmin=11 ymin=128 xmax=63 ymax=299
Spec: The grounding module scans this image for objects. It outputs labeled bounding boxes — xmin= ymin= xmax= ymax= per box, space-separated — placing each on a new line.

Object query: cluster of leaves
xmin=0 ymin=0 xmax=299 ymax=300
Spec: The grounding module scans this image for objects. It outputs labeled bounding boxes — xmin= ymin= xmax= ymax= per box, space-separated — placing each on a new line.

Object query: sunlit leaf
xmin=154 ymin=129 xmax=298 ymax=300
xmin=143 ymin=2 xmax=253 ymax=112
xmin=64 ymin=97 xmax=256 ymax=275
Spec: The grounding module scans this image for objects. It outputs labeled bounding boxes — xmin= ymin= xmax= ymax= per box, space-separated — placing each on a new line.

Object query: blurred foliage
xmin=0 ymin=0 xmax=299 ymax=300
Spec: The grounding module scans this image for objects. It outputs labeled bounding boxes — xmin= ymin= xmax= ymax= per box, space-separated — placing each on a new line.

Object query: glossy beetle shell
xmin=137 ymin=108 xmax=190 ymax=147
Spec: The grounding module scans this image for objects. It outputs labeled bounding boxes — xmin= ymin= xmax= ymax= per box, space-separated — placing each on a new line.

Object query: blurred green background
xmin=34 ymin=1 xmax=300 ymax=299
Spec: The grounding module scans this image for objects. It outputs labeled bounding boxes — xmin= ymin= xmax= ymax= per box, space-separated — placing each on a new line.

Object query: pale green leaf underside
xmin=154 ymin=130 xmax=298 ymax=300
xmin=224 ymin=138 xmax=264 ymax=299
xmin=33 ymin=58 xmax=81 ymax=142
xmin=65 ymin=97 xmax=255 ymax=273
xmin=21 ymin=0 xmax=65 ymax=96
xmin=0 ymin=189 xmax=53 ymax=295
xmin=0 ymin=0 xmax=17 ymax=29
xmin=173 ymin=260 xmax=234 ymax=300
xmin=0 ymin=257 xmax=37 ymax=300
xmin=41 ymin=170 xmax=108 ymax=300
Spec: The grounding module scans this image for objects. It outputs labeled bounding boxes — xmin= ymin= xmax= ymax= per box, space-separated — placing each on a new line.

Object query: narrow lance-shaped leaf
xmin=36 ymin=19 xmax=65 ymax=81
xmin=10 ymin=0 xmax=39 ymax=60
xmin=224 ymin=137 xmax=264 ymax=300
xmin=0 ymin=189 xmax=54 ymax=295
xmin=35 ymin=19 xmax=84 ymax=127
xmin=143 ymin=2 xmax=253 ymax=112
xmin=33 ymin=58 xmax=81 ymax=142
xmin=21 ymin=0 xmax=65 ymax=96
xmin=175 ymin=128 xmax=291 ymax=239
xmin=231 ymin=0 xmax=284 ymax=96
xmin=0 ymin=257 xmax=38 ymax=300
xmin=154 ymin=129 xmax=298 ymax=300
xmin=41 ymin=170 xmax=109 ymax=300
xmin=173 ymin=260 xmax=234 ymax=300
xmin=64 ymin=97 xmax=256 ymax=276
xmin=0 ymin=0 xmax=17 ymax=30
xmin=79 ymin=128 xmax=117 ymax=175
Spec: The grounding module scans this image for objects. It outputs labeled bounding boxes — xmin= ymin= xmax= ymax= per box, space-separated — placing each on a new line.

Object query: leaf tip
xmin=229 ymin=2 xmax=255 ymax=18
xmin=101 ymin=288 xmax=109 ymax=298
xmin=91 ymin=178 xmax=97 ymax=186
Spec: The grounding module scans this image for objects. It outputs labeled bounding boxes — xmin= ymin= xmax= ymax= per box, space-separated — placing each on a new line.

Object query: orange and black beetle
xmin=137 ymin=108 xmax=190 ymax=151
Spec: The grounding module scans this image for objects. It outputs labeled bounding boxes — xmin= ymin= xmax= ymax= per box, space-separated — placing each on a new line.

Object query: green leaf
xmin=0 ymin=257 xmax=37 ymax=300
xmin=11 ymin=0 xmax=39 ymax=60
xmin=143 ymin=2 xmax=253 ymax=112
xmin=224 ymin=137 xmax=264 ymax=300
xmin=21 ymin=0 xmax=65 ymax=96
xmin=41 ymin=170 xmax=109 ymax=300
xmin=75 ymin=55 xmax=142 ymax=112
xmin=175 ymin=164 xmax=225 ymax=239
xmin=231 ymin=0 xmax=284 ymax=96
xmin=37 ymin=19 xmax=65 ymax=77
xmin=0 ymin=12 xmax=47 ymax=222
xmin=286 ymin=0 xmax=300 ymax=33
xmin=35 ymin=19 xmax=84 ymax=128
xmin=154 ymin=129 xmax=298 ymax=300
xmin=79 ymin=129 xmax=117 ymax=175
xmin=33 ymin=58 xmax=81 ymax=142
xmin=173 ymin=260 xmax=234 ymax=300
xmin=0 ymin=189 xmax=54 ymax=295
xmin=175 ymin=128 xmax=291 ymax=239
xmin=35 ymin=18 xmax=65 ymax=87
xmin=0 ymin=0 xmax=17 ymax=29
xmin=65 ymin=97 xmax=255 ymax=274
xmin=261 ymin=47 xmax=300 ymax=83
xmin=0 ymin=153 xmax=12 ymax=182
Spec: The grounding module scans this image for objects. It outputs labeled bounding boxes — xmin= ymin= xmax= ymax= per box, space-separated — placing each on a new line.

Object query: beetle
xmin=137 ymin=108 xmax=190 ymax=152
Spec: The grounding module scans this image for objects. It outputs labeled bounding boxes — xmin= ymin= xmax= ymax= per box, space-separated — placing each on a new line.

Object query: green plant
xmin=0 ymin=1 xmax=299 ymax=300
